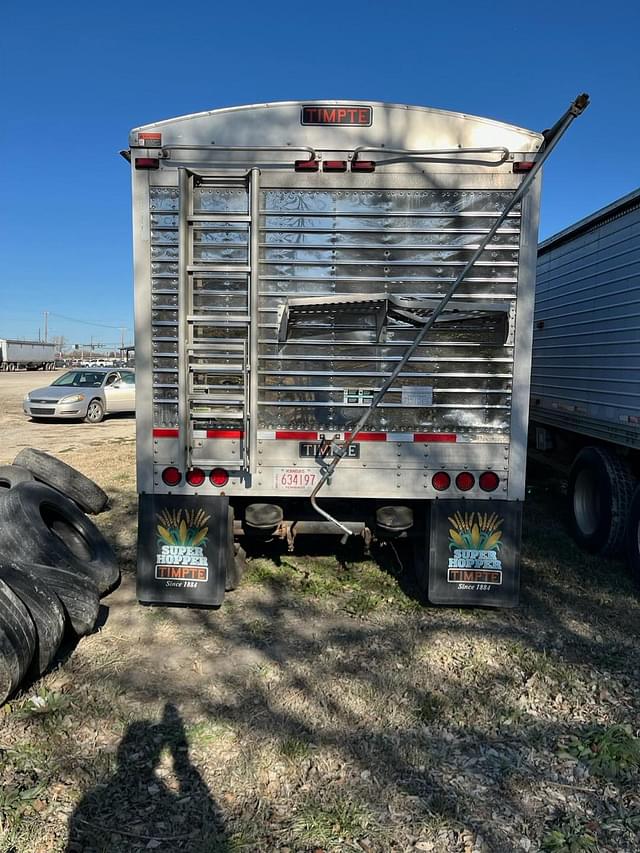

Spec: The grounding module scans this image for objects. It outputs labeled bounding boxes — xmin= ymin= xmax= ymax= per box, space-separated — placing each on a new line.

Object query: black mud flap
xmin=137 ymin=493 xmax=229 ymax=607
xmin=428 ymin=500 xmax=522 ymax=608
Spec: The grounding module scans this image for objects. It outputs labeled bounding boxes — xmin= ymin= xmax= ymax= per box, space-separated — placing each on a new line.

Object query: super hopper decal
xmin=447 ymin=511 xmax=503 ymax=588
xmin=155 ymin=508 xmax=210 ymax=585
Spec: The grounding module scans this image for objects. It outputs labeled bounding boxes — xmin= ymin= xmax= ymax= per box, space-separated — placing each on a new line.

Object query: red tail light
xmin=513 ymin=161 xmax=535 ymax=173
xmin=455 ymin=472 xmax=475 ymax=491
xmin=479 ymin=471 xmax=500 ymax=492
xmin=134 ymin=157 xmax=160 ymax=170
xmin=186 ymin=468 xmax=205 ymax=487
xmin=162 ymin=466 xmax=181 ymax=486
xmin=432 ymin=472 xmax=451 ymax=491
xmin=351 ymin=160 xmax=376 ymax=172
xmin=323 ymin=160 xmax=347 ymax=172
xmin=295 ymin=159 xmax=319 ymax=172
xmin=210 ymin=468 xmax=229 ymax=487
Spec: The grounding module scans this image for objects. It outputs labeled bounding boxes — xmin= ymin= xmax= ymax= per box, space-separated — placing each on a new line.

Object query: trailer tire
xmin=225 ymin=509 xmax=245 ymax=591
xmin=0 ymin=482 xmax=119 ymax=595
xmin=568 ymin=446 xmax=636 ymax=556
xmin=0 ymin=563 xmax=66 ymax=676
xmin=13 ymin=448 xmax=109 ymax=514
xmin=0 ymin=579 xmax=37 ymax=704
xmin=9 ymin=561 xmax=100 ymax=637
xmin=625 ymin=486 xmax=640 ymax=586
xmin=0 ymin=465 xmax=35 ymax=492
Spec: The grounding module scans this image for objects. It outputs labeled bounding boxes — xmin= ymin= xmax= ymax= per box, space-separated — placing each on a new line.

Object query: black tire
xmin=0 ymin=579 xmax=36 ymax=704
xmin=0 ymin=465 xmax=35 ymax=492
xmin=0 ymin=482 xmax=120 ymax=595
xmin=568 ymin=446 xmax=637 ymax=556
xmin=13 ymin=447 xmax=109 ymax=514
xmin=84 ymin=398 xmax=104 ymax=424
xmin=0 ymin=563 xmax=65 ymax=676
xmin=626 ymin=485 xmax=640 ymax=586
xmin=10 ymin=561 xmax=99 ymax=637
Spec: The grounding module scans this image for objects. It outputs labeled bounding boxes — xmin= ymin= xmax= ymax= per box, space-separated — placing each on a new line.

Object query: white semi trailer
xmin=0 ymin=340 xmax=56 ymax=371
xmin=531 ymin=187 xmax=640 ymax=580
xmin=125 ymin=96 xmax=587 ymax=609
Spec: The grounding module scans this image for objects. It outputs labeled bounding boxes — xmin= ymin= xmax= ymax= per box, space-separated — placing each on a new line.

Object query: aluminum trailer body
xmin=531 ymin=188 xmax=640 ymax=576
xmin=126 ymin=100 xmax=549 ymax=608
xmin=0 ymin=339 xmax=56 ymax=371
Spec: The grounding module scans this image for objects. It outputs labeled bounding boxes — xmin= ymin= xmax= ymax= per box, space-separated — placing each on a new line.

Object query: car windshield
xmin=51 ymin=371 xmax=105 ymax=388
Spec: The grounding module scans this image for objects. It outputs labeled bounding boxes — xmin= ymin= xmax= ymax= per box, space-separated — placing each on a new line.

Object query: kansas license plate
xmin=298 ymin=442 xmax=360 ymax=459
xmin=274 ymin=468 xmax=317 ymax=490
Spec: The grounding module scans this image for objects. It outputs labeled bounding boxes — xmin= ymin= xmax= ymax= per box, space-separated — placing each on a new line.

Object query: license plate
xmin=274 ymin=468 xmax=317 ymax=490
xmin=299 ymin=442 xmax=360 ymax=459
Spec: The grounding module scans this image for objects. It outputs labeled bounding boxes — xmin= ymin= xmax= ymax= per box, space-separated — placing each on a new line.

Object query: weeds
xmin=542 ymin=818 xmax=598 ymax=852
xmin=559 ymin=724 xmax=640 ymax=779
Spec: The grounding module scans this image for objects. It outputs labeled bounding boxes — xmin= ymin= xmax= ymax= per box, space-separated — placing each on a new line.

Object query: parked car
xmin=23 ymin=368 xmax=136 ymax=424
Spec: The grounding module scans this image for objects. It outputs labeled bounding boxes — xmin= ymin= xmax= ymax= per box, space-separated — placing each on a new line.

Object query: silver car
xmin=24 ymin=368 xmax=136 ymax=424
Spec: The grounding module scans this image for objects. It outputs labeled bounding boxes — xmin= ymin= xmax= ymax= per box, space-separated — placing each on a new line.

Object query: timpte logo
xmin=301 ymin=105 xmax=372 ymax=126
xmin=155 ymin=508 xmax=210 ymax=583
xmin=447 ymin=511 xmax=504 ymax=585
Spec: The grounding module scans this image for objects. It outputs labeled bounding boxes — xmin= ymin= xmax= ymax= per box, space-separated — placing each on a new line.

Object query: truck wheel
xmin=568 ymin=446 xmax=636 ymax=556
xmin=0 ymin=482 xmax=119 ymax=595
xmin=626 ymin=486 xmax=640 ymax=586
xmin=84 ymin=398 xmax=105 ymax=424
xmin=13 ymin=448 xmax=109 ymax=514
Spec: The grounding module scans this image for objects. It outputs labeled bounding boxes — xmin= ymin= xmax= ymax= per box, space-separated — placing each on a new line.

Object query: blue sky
xmin=2 ymin=0 xmax=638 ymax=345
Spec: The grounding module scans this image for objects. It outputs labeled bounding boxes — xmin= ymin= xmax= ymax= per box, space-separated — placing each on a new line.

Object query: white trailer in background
xmin=531 ymin=188 xmax=640 ymax=579
xmin=0 ymin=340 xmax=56 ymax=371
xmin=125 ymin=96 xmax=587 ymax=609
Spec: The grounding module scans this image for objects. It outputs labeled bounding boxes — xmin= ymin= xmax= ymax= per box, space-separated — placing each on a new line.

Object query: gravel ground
xmin=0 ymin=375 xmax=638 ymax=853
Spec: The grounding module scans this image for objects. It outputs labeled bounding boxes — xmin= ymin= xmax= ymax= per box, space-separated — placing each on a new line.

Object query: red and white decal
xmin=256 ymin=430 xmax=457 ymax=443
xmin=138 ymin=132 xmax=162 ymax=147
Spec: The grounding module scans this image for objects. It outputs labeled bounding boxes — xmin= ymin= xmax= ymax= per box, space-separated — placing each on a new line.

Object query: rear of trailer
xmin=126 ymin=97 xmax=587 ymax=608
xmin=531 ymin=188 xmax=640 ymax=575
xmin=0 ymin=340 xmax=56 ymax=371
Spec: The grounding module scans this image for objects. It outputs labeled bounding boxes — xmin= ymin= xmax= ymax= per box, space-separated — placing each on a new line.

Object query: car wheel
xmin=0 ymin=482 xmax=120 ymax=595
xmin=84 ymin=398 xmax=105 ymax=424
xmin=0 ymin=563 xmax=66 ymax=676
xmin=14 ymin=448 xmax=109 ymax=514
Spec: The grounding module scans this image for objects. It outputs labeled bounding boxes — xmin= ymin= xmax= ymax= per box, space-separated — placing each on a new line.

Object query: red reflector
xmin=344 ymin=432 xmax=386 ymax=442
xmin=413 ymin=433 xmax=457 ymax=443
xmin=162 ymin=466 xmax=182 ymax=487
xmin=135 ymin=157 xmax=160 ymax=170
xmin=275 ymin=430 xmax=318 ymax=440
xmin=210 ymin=468 xmax=229 ymax=487
xmin=153 ymin=428 xmax=179 ymax=438
xmin=295 ymin=159 xmax=319 ymax=172
xmin=206 ymin=429 xmax=244 ymax=439
xmin=455 ymin=472 xmax=475 ymax=491
xmin=323 ymin=160 xmax=348 ymax=172
xmin=186 ymin=468 xmax=206 ymax=487
xmin=351 ymin=160 xmax=376 ymax=172
xmin=432 ymin=472 xmax=451 ymax=492
xmin=513 ymin=161 xmax=535 ymax=173
xmin=479 ymin=471 xmax=500 ymax=492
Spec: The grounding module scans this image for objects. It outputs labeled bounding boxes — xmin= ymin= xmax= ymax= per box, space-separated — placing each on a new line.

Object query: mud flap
xmin=428 ymin=500 xmax=522 ymax=607
xmin=137 ymin=493 xmax=229 ymax=607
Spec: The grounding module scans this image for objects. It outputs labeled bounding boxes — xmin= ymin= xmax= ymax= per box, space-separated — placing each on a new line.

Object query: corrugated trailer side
xmin=530 ymin=188 xmax=640 ymax=579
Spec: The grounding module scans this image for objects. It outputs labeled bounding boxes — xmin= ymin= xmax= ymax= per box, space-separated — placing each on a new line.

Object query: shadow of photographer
xmin=66 ymin=703 xmax=229 ymax=852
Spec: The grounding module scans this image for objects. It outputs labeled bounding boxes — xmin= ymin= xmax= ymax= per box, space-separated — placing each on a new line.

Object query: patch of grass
xmin=15 ymin=686 xmax=69 ymax=719
xmin=559 ymin=724 xmax=640 ymax=779
xmin=279 ymin=736 xmax=311 ymax=761
xmin=414 ymin=692 xmax=445 ymax=724
xmin=186 ymin=720 xmax=235 ymax=747
xmin=542 ymin=818 xmax=598 ymax=852
xmin=289 ymin=793 xmax=377 ymax=850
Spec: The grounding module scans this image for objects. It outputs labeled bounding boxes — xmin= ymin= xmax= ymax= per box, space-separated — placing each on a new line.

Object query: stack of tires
xmin=0 ymin=449 xmax=120 ymax=705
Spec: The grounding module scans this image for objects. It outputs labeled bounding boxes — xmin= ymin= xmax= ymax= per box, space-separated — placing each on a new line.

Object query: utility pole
xmin=43 ymin=311 xmax=49 ymax=343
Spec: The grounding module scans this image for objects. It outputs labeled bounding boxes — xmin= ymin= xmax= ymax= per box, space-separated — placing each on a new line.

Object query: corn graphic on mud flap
xmin=428 ymin=500 xmax=522 ymax=607
xmin=137 ymin=494 xmax=229 ymax=607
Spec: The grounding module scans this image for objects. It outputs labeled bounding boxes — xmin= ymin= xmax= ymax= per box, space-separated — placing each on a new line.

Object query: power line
xmin=48 ymin=311 xmax=128 ymax=331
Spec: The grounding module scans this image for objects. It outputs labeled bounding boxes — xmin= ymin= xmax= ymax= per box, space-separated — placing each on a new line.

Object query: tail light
xmin=455 ymin=472 xmax=475 ymax=491
xmin=162 ymin=466 xmax=181 ymax=486
xmin=295 ymin=159 xmax=319 ymax=172
xmin=513 ymin=161 xmax=535 ymax=173
xmin=479 ymin=471 xmax=500 ymax=492
xmin=186 ymin=468 xmax=205 ymax=487
xmin=323 ymin=160 xmax=348 ymax=172
xmin=351 ymin=160 xmax=376 ymax=172
xmin=432 ymin=472 xmax=451 ymax=491
xmin=134 ymin=157 xmax=160 ymax=170
xmin=210 ymin=468 xmax=229 ymax=487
